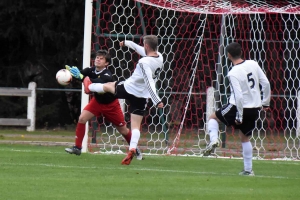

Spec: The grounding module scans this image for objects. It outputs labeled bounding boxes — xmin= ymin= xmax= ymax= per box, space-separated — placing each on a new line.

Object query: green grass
xmin=0 ymin=144 xmax=299 ymax=200
xmin=0 ymin=129 xmax=75 ymax=142
xmin=0 ymin=128 xmax=75 ymax=136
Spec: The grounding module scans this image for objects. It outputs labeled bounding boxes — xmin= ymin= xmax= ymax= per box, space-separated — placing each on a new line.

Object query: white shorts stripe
xmin=221 ymin=104 xmax=233 ymax=116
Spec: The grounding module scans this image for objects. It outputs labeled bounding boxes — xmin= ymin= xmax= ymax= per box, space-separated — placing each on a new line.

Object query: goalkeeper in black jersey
xmin=64 ymin=50 xmax=142 ymax=160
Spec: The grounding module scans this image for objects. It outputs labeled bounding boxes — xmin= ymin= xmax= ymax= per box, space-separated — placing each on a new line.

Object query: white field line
xmin=1 ymin=148 xmax=300 ymax=164
xmin=0 ymin=162 xmax=297 ymax=180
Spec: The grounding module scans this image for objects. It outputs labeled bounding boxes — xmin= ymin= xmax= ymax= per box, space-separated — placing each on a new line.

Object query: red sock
xmin=75 ymin=123 xmax=86 ymax=149
xmin=123 ymin=129 xmax=132 ymax=145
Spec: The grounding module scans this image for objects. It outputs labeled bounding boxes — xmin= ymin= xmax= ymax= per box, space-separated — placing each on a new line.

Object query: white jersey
xmin=227 ymin=60 xmax=271 ymax=121
xmin=123 ymin=40 xmax=163 ymax=105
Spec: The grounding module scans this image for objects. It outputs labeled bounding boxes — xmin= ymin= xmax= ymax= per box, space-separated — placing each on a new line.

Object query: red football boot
xmin=83 ymin=77 xmax=92 ymax=94
xmin=121 ymin=148 xmax=136 ymax=165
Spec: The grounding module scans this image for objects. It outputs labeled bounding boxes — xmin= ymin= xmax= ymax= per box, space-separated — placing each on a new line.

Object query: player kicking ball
xmin=83 ymin=35 xmax=164 ymax=165
xmin=64 ymin=50 xmax=142 ymax=160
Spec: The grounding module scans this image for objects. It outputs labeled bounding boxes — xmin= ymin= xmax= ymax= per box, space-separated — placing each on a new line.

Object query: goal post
xmin=81 ymin=0 xmax=93 ymax=153
xmin=82 ymin=0 xmax=300 ymax=160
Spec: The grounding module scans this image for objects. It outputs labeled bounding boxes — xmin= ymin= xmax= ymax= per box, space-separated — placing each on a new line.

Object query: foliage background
xmin=0 ymin=0 xmax=85 ymax=128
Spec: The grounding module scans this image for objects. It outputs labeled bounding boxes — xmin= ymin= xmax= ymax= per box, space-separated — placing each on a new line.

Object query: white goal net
xmin=84 ymin=0 xmax=300 ymax=160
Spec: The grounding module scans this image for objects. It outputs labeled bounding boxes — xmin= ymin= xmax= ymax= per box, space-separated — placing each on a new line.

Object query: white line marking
xmin=1 ymin=148 xmax=300 ymax=164
xmin=0 ymin=162 xmax=298 ymax=180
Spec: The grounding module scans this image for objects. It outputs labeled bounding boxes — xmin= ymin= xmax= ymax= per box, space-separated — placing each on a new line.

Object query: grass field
xmin=1 ymin=144 xmax=300 ymax=200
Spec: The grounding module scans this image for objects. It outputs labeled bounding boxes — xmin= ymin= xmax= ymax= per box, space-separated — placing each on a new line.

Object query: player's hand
xmin=235 ymin=119 xmax=242 ymax=125
xmin=235 ymin=114 xmax=243 ymax=125
xmin=262 ymin=106 xmax=270 ymax=112
xmin=65 ymin=65 xmax=71 ymax=71
xmin=70 ymin=66 xmax=84 ymax=80
xmin=157 ymin=102 xmax=164 ymax=108
xmin=120 ymin=41 xmax=125 ymax=47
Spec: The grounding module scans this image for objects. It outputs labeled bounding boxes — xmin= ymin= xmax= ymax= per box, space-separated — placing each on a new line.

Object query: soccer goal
xmin=82 ymin=0 xmax=300 ymax=160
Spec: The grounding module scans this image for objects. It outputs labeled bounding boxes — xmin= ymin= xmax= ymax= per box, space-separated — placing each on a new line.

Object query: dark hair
xmin=96 ymin=49 xmax=111 ymax=64
xmin=226 ymin=42 xmax=242 ymax=59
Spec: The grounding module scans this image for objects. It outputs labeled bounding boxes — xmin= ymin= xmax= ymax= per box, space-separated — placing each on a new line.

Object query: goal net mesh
xmin=87 ymin=0 xmax=300 ymax=160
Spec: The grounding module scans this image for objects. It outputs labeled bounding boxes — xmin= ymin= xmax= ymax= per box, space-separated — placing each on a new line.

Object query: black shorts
xmin=114 ymin=81 xmax=148 ymax=116
xmin=215 ymin=104 xmax=260 ymax=136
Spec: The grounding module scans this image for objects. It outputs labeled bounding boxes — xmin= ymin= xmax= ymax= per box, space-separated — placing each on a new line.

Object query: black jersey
xmin=80 ymin=67 xmax=116 ymax=104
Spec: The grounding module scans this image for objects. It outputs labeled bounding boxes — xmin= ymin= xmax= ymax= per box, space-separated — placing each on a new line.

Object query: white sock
xmin=88 ymin=83 xmax=104 ymax=93
xmin=242 ymin=141 xmax=253 ymax=172
xmin=208 ymin=119 xmax=219 ymax=142
xmin=129 ymin=129 xmax=140 ymax=150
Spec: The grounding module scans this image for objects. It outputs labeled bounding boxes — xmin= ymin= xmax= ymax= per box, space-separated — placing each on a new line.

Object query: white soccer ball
xmin=56 ymin=69 xmax=72 ymax=86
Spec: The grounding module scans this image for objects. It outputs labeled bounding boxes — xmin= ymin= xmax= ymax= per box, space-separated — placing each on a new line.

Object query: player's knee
xmin=103 ymin=82 xmax=115 ymax=93
xmin=78 ymin=115 xmax=89 ymax=124
xmin=208 ymin=113 xmax=218 ymax=121
xmin=103 ymin=84 xmax=108 ymax=92
xmin=240 ymin=133 xmax=250 ymax=142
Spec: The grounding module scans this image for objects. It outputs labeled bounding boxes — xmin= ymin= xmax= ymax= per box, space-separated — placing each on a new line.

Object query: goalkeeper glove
xmin=65 ymin=65 xmax=71 ymax=71
xmin=70 ymin=66 xmax=84 ymax=80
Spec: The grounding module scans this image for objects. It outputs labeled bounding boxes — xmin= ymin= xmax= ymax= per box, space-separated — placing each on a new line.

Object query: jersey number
xmin=247 ymin=73 xmax=255 ymax=89
xmin=153 ymin=68 xmax=162 ymax=79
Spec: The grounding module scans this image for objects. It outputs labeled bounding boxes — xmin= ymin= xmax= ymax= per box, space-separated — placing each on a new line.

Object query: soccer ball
xmin=56 ymin=69 xmax=72 ymax=86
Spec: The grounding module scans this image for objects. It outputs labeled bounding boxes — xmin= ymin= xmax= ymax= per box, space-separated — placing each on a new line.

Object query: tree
xmin=0 ymin=0 xmax=85 ymax=127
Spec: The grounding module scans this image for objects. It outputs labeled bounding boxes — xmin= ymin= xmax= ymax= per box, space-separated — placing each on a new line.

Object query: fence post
xmin=27 ymin=82 xmax=36 ymax=131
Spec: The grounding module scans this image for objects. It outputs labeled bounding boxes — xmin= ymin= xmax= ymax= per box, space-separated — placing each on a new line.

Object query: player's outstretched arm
xmin=120 ymin=40 xmax=146 ymax=57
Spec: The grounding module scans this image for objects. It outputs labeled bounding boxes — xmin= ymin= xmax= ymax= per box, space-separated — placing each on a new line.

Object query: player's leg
xmin=129 ymin=113 xmax=144 ymax=150
xmin=65 ymin=98 xmax=99 ymax=155
xmin=102 ymin=99 xmax=133 ymax=146
xmin=203 ymin=104 xmax=236 ymax=156
xmin=103 ymin=103 xmax=143 ymax=160
xmin=113 ymin=124 xmax=143 ymax=161
xmin=121 ymin=97 xmax=147 ymax=165
xmin=203 ymin=112 xmax=221 ymax=156
xmin=121 ymin=113 xmax=144 ymax=165
xmin=86 ymin=78 xmax=116 ymax=94
xmin=238 ymin=132 xmax=254 ymax=176
xmin=238 ymin=108 xmax=259 ymax=176
xmin=65 ymin=110 xmax=94 ymax=155
xmin=116 ymin=126 xmax=132 ymax=143
xmin=207 ymin=112 xmax=220 ymax=143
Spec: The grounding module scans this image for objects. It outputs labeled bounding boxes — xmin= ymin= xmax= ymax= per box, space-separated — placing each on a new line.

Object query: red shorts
xmin=84 ymin=97 xmax=126 ymax=127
